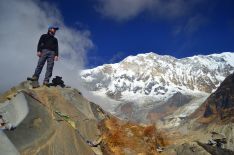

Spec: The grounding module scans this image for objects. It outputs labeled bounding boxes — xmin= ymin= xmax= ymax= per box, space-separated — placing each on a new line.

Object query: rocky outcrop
xmin=99 ymin=117 xmax=168 ymax=154
xmin=0 ymin=81 xmax=169 ymax=155
xmin=191 ymin=72 xmax=234 ymax=123
xmin=175 ymin=72 xmax=234 ymax=152
xmin=1 ymin=81 xmax=103 ymax=155
xmin=162 ymin=141 xmax=234 ymax=155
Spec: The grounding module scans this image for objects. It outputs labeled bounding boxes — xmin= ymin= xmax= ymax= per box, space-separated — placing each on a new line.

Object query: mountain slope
xmin=174 ymin=72 xmax=234 ymax=152
xmin=191 ymin=72 xmax=234 ymax=123
xmin=81 ymin=52 xmax=234 ymax=95
xmin=1 ymin=78 xmax=234 ymax=154
xmin=1 ymin=81 xmax=103 ymax=155
xmin=0 ymin=81 xmax=170 ymax=155
xmin=81 ymin=52 xmax=234 ymax=124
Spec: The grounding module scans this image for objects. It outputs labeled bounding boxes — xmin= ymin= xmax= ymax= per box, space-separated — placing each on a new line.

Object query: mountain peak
xmin=121 ymin=52 xmax=176 ymax=63
xmin=81 ymin=52 xmax=234 ymax=95
xmin=81 ymin=52 xmax=234 ymax=125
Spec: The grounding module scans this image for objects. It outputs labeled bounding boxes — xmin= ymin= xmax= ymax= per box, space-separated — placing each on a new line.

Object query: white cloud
xmin=184 ymin=15 xmax=207 ymax=34
xmin=0 ymin=0 xmax=93 ymax=92
xmin=96 ymin=0 xmax=205 ymax=22
xmin=96 ymin=0 xmax=210 ymax=35
xmin=173 ymin=14 xmax=207 ymax=36
xmin=109 ymin=51 xmax=125 ymax=63
xmin=96 ymin=0 xmax=154 ymax=21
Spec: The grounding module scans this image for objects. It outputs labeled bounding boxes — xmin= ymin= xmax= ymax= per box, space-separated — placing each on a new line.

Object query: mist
xmin=0 ymin=0 xmax=93 ymax=92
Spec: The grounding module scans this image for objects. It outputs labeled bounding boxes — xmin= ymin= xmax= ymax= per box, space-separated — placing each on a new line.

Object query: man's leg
xmin=44 ymin=51 xmax=55 ymax=83
xmin=33 ymin=51 xmax=47 ymax=80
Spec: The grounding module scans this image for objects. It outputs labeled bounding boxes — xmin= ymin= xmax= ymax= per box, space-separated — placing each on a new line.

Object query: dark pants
xmin=33 ymin=49 xmax=55 ymax=82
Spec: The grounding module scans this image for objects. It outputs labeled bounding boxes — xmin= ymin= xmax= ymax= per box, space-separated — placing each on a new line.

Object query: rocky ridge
xmin=164 ymin=72 xmax=234 ymax=153
xmin=81 ymin=52 xmax=234 ymax=96
xmin=1 ymin=80 xmax=234 ymax=154
xmin=0 ymin=81 xmax=169 ymax=155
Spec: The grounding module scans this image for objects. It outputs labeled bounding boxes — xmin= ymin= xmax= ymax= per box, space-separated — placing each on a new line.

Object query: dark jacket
xmin=37 ymin=33 xmax=59 ymax=56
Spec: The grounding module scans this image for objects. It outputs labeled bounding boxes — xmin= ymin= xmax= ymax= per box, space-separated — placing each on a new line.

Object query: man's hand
xmin=54 ymin=56 xmax=59 ymax=61
xmin=37 ymin=51 xmax=42 ymax=57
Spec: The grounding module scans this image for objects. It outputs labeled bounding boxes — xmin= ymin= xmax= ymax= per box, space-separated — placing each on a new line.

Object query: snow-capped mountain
xmin=81 ymin=52 xmax=234 ymax=124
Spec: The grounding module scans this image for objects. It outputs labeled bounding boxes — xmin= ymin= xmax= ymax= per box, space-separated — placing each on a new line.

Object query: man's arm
xmin=54 ymin=38 xmax=59 ymax=61
xmin=54 ymin=38 xmax=58 ymax=56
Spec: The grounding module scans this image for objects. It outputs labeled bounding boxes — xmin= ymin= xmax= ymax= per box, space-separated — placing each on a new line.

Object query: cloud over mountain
xmin=96 ymin=0 xmax=209 ymax=22
xmin=0 ymin=0 xmax=93 ymax=92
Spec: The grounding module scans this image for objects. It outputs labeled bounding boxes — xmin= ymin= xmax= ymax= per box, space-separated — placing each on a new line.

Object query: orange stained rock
xmin=99 ymin=117 xmax=169 ymax=155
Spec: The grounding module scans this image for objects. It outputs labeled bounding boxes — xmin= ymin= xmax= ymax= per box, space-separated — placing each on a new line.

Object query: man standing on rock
xmin=29 ymin=26 xmax=59 ymax=86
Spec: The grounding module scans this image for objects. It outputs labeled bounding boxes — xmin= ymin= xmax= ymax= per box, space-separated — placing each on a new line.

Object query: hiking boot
xmin=27 ymin=76 xmax=38 ymax=81
xmin=31 ymin=76 xmax=38 ymax=81
xmin=43 ymin=81 xmax=50 ymax=87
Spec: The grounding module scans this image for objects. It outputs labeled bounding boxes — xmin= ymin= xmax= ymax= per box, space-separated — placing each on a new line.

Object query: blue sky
xmin=45 ymin=0 xmax=234 ymax=68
